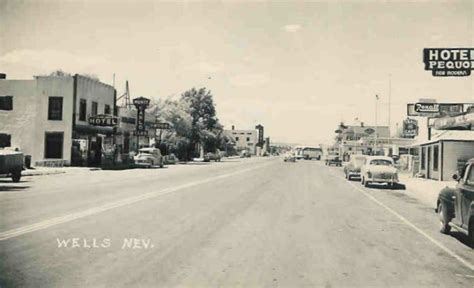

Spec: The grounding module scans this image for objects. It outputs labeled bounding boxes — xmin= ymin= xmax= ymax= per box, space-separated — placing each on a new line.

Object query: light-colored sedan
xmin=360 ymin=156 xmax=399 ymax=188
xmin=133 ymin=147 xmax=164 ymax=168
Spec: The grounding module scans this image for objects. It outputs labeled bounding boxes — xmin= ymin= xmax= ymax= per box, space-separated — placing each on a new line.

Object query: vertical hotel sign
xmin=255 ymin=124 xmax=264 ymax=147
xmin=133 ymin=97 xmax=150 ymax=136
xmin=423 ymin=48 xmax=474 ymax=77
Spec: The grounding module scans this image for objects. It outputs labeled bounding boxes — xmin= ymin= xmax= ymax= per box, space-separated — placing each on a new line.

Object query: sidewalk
xmin=22 ymin=167 xmax=91 ymax=177
xmin=399 ymin=172 xmax=456 ymax=209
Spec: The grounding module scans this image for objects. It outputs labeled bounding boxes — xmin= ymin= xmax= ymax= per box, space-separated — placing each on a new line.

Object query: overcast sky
xmin=1 ymin=0 xmax=473 ymax=145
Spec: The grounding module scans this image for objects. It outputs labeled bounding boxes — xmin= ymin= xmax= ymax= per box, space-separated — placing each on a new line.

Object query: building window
xmin=79 ymin=99 xmax=87 ymax=121
xmin=91 ymin=101 xmax=98 ymax=116
xmin=44 ymin=132 xmax=64 ymax=159
xmin=421 ymin=147 xmax=426 ymax=169
xmin=48 ymin=97 xmax=63 ymax=120
xmin=121 ymin=117 xmax=136 ymax=124
xmin=0 ymin=133 xmax=11 ymax=148
xmin=235 ymin=137 xmax=239 ymax=141
xmin=104 ymin=104 xmax=111 ymax=115
xmin=433 ymin=145 xmax=439 ymax=172
xmin=0 ymin=96 xmax=13 ymax=110
xmin=246 ymin=137 xmax=250 ymax=142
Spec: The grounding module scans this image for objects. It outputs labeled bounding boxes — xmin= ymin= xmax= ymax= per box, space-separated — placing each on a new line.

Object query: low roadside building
xmin=116 ymin=106 xmax=157 ymax=156
xmin=417 ymin=131 xmax=474 ymax=181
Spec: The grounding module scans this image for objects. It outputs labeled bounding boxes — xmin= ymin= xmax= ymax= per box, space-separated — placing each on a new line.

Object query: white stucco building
xmin=0 ymin=74 xmax=116 ymax=166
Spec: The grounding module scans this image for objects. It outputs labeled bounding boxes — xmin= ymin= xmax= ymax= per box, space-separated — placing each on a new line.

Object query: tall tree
xmin=180 ymin=88 xmax=222 ymax=158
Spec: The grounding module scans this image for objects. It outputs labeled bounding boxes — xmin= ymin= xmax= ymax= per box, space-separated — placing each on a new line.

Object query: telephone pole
xmin=388 ymin=74 xmax=391 ymax=138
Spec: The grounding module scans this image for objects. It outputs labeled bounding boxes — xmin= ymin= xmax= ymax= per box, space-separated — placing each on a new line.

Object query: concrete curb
xmin=22 ymin=170 xmax=66 ymax=177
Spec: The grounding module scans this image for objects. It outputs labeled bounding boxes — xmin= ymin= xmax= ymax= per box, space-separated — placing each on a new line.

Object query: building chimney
xmin=0 ymin=73 xmax=6 ymax=80
xmin=232 ymin=125 xmax=235 ymax=130
xmin=361 ymin=122 xmax=364 ymax=127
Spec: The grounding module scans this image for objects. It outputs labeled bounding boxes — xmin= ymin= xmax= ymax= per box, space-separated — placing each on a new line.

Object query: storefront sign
xmin=133 ymin=97 xmax=150 ymax=136
xmin=414 ymin=103 xmax=439 ymax=113
xmin=152 ymin=122 xmax=170 ymax=129
xmin=423 ymin=48 xmax=474 ymax=77
xmin=402 ymin=118 xmax=418 ymax=137
xmin=364 ymin=128 xmax=375 ymax=135
xmin=136 ymin=109 xmax=146 ymax=131
xmin=88 ymin=114 xmax=118 ymax=127
xmin=407 ymin=103 xmax=464 ymax=117
xmin=133 ymin=97 xmax=151 ymax=109
xmin=133 ymin=130 xmax=148 ymax=136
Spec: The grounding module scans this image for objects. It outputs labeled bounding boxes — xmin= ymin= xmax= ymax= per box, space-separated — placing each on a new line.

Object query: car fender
xmin=436 ymin=187 xmax=456 ymax=214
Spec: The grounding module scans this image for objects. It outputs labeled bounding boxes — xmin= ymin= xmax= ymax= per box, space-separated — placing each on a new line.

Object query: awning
xmin=74 ymin=124 xmax=115 ymax=136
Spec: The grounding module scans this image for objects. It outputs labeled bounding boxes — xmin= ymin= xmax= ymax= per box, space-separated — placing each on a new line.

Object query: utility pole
xmin=388 ymin=74 xmax=391 ymax=138
xmin=375 ymin=94 xmax=379 ymax=155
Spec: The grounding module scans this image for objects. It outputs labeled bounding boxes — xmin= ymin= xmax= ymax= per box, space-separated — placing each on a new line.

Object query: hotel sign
xmin=423 ymin=48 xmax=474 ymax=77
xmin=88 ymin=114 xmax=118 ymax=127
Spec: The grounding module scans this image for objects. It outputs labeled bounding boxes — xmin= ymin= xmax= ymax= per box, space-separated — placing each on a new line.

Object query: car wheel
xmin=11 ymin=169 xmax=21 ymax=182
xmin=438 ymin=202 xmax=451 ymax=234
xmin=469 ymin=219 xmax=474 ymax=248
xmin=347 ymin=174 xmax=351 ymax=180
xmin=364 ymin=178 xmax=370 ymax=187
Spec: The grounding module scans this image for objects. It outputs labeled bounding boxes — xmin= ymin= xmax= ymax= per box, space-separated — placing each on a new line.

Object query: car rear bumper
xmin=368 ymin=178 xmax=399 ymax=184
xmin=134 ymin=161 xmax=152 ymax=167
xmin=348 ymin=171 xmax=361 ymax=177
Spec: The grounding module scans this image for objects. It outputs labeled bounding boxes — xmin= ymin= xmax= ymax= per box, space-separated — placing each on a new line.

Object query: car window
xmin=369 ymin=159 xmax=392 ymax=166
xmin=466 ymin=165 xmax=474 ymax=186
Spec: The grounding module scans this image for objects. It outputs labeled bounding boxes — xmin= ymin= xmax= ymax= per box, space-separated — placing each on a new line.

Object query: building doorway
xmin=88 ymin=136 xmax=102 ymax=167
xmin=44 ymin=132 xmax=64 ymax=159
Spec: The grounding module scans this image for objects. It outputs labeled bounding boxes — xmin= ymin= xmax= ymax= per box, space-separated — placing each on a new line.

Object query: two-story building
xmin=0 ymin=73 xmax=116 ymax=167
xmin=224 ymin=126 xmax=258 ymax=155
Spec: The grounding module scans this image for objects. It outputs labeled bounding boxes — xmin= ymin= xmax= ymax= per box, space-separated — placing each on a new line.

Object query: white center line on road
xmin=0 ymin=161 xmax=276 ymax=241
xmin=331 ymin=171 xmax=474 ymax=272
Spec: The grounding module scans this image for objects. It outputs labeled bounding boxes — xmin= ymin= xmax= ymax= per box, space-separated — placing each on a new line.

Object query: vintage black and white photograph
xmin=1 ymin=0 xmax=474 ymax=287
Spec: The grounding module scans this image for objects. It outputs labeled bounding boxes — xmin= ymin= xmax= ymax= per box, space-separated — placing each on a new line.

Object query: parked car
xmin=163 ymin=153 xmax=177 ymax=165
xmin=360 ymin=156 xmax=398 ymax=188
xmin=133 ymin=147 xmax=164 ymax=168
xmin=0 ymin=149 xmax=24 ymax=182
xmin=343 ymin=155 xmax=367 ymax=180
xmin=325 ymin=154 xmax=342 ymax=166
xmin=204 ymin=152 xmax=221 ymax=162
xmin=283 ymin=152 xmax=296 ymax=162
xmin=436 ymin=158 xmax=474 ymax=245
xmin=240 ymin=150 xmax=251 ymax=158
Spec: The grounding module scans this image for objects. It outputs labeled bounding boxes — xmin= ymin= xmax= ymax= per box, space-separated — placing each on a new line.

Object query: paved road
xmin=1 ymin=157 xmax=474 ymax=287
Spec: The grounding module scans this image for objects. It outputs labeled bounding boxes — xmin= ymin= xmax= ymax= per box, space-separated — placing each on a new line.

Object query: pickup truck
xmin=0 ymin=149 xmax=24 ymax=182
xmin=436 ymin=158 xmax=474 ymax=246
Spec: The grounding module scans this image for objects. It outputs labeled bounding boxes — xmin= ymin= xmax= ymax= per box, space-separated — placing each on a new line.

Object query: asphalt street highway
xmin=1 ymin=157 xmax=474 ymax=287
